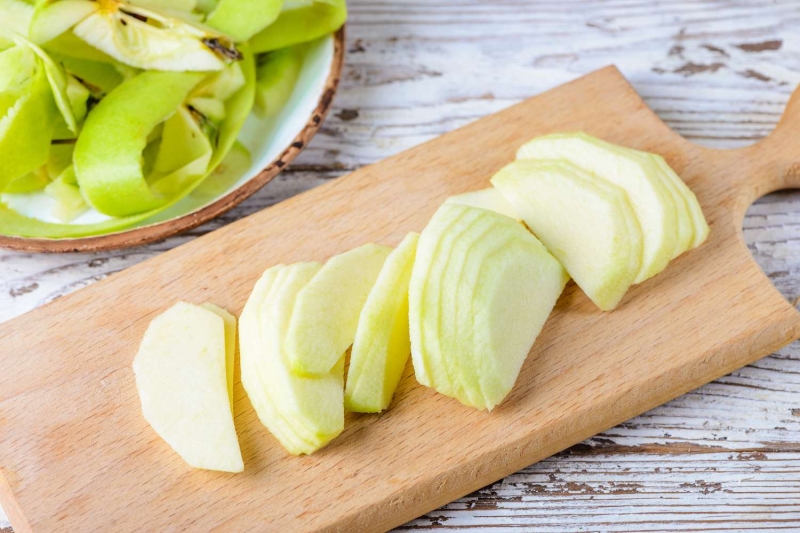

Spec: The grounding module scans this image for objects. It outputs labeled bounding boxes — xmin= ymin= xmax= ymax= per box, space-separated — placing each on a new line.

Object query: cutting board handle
xmin=732 ymin=84 xmax=800 ymax=207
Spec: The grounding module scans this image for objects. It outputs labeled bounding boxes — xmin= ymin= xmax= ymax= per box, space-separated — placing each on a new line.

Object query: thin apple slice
xmin=345 ymin=233 xmax=419 ymax=413
xmin=133 ymin=302 xmax=243 ymax=473
xmin=410 ymin=204 xmax=568 ymax=410
xmin=201 ymin=303 xmax=236 ymax=408
xmin=517 ymin=132 xmax=678 ymax=284
xmin=409 ymin=205 xmax=488 ymax=401
xmin=285 ymin=243 xmax=393 ymax=376
xmin=648 ymin=154 xmax=709 ymax=249
xmin=493 ymin=159 xmax=642 ymax=311
xmin=444 ymin=187 xmax=521 ymax=222
xmin=240 ymin=263 xmax=346 ymax=455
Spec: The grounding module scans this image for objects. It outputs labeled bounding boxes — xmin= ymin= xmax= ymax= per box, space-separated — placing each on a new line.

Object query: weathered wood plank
xmin=2 ymin=0 xmax=799 ymax=530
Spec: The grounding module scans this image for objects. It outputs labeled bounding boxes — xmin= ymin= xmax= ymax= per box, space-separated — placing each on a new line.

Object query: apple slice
xmin=492 ymin=159 xmax=643 ymax=311
xmin=133 ymin=302 xmax=243 ymax=473
xmin=201 ymin=303 xmax=237 ymax=408
xmin=345 ymin=233 xmax=419 ymax=413
xmin=285 ymin=243 xmax=393 ymax=376
xmin=409 ymin=205 xmax=485 ymax=400
xmin=648 ymin=153 xmax=709 ymax=250
xmin=410 ymin=204 xmax=568 ymax=410
xmin=444 ymin=187 xmax=521 ymax=222
xmin=517 ymin=132 xmax=678 ymax=284
xmin=240 ymin=263 xmax=346 ymax=455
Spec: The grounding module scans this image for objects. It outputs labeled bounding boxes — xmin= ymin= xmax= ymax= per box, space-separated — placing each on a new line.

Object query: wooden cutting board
xmin=1 ymin=66 xmax=799 ymax=533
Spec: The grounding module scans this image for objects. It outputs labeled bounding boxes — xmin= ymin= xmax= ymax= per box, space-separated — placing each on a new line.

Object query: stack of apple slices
xmin=133 ymin=132 xmax=710 ymax=467
xmin=490 ymin=132 xmax=709 ymax=310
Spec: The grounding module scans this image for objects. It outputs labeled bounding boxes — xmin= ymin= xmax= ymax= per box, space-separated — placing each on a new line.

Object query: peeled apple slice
xmin=201 ymin=303 xmax=236 ymax=407
xmin=73 ymin=0 xmax=237 ymax=71
xmin=445 ymin=187 xmax=521 ymax=222
xmin=133 ymin=301 xmax=243 ymax=473
xmin=253 ymin=46 xmax=302 ymax=118
xmin=649 ymin=154 xmax=709 ymax=249
xmin=492 ymin=159 xmax=643 ymax=311
xmin=239 ymin=263 xmax=346 ymax=455
xmin=0 ymin=44 xmax=58 ymax=191
xmin=249 ymin=0 xmax=346 ymax=53
xmin=517 ymin=132 xmax=679 ymax=284
xmin=285 ymin=243 xmax=393 ymax=376
xmin=205 ymin=0 xmax=282 ymax=42
xmin=345 ymin=233 xmax=419 ymax=413
xmin=74 ymin=70 xmax=205 ymax=216
xmin=409 ymin=204 xmax=568 ymax=410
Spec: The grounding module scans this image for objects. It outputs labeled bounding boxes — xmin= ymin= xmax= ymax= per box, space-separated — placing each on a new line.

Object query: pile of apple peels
xmin=133 ymin=132 xmax=709 ymax=472
xmin=0 ymin=0 xmax=346 ymax=237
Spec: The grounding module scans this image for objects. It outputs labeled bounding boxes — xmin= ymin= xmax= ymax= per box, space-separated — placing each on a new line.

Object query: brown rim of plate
xmin=0 ymin=27 xmax=346 ymax=253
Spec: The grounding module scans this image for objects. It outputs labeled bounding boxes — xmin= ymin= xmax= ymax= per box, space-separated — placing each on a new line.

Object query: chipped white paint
xmin=1 ymin=1 xmax=799 ymax=530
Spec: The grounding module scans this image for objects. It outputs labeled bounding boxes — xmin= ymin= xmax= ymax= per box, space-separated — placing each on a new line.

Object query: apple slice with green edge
xmin=45 ymin=165 xmax=89 ymax=222
xmin=409 ymin=204 xmax=568 ymax=410
xmin=649 ymin=153 xmax=709 ymax=249
xmin=205 ymin=0 xmax=282 ymax=42
xmin=0 ymin=44 xmax=59 ymax=191
xmin=133 ymin=301 xmax=243 ymax=473
xmin=0 ymin=0 xmax=33 ymax=47
xmin=492 ymin=159 xmax=643 ymax=311
xmin=344 ymin=233 xmax=419 ymax=413
xmin=253 ymin=45 xmax=302 ymax=118
xmin=0 ymin=43 xmax=255 ymax=237
xmin=444 ymin=187 xmax=521 ymax=222
xmin=73 ymin=1 xmax=238 ymax=71
xmin=285 ymin=243 xmax=393 ymax=376
xmin=409 ymin=204 xmax=484 ymax=400
xmin=240 ymin=263 xmax=346 ymax=455
xmin=249 ymin=0 xmax=346 ymax=53
xmin=517 ymin=132 xmax=679 ymax=284
xmin=73 ymin=70 xmax=206 ymax=216
xmin=29 ymin=0 xmax=98 ymax=45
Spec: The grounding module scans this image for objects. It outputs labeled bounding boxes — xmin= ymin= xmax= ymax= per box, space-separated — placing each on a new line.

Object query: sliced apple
xmin=285 ymin=243 xmax=393 ymax=376
xmin=239 ymin=263 xmax=346 ymax=455
xmin=492 ymin=159 xmax=643 ymax=311
xmin=517 ymin=132 xmax=679 ymax=284
xmin=201 ymin=303 xmax=236 ymax=407
xmin=444 ymin=187 xmax=521 ymax=222
xmin=648 ymin=153 xmax=709 ymax=249
xmin=345 ymin=233 xmax=419 ymax=413
xmin=410 ymin=204 xmax=568 ymax=410
xmin=409 ymin=205 xmax=484 ymax=400
xmin=133 ymin=301 xmax=243 ymax=473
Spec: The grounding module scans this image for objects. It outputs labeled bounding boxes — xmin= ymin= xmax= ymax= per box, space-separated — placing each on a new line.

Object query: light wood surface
xmin=2 ymin=2 xmax=799 ymax=531
xmin=1 ymin=64 xmax=799 ymax=532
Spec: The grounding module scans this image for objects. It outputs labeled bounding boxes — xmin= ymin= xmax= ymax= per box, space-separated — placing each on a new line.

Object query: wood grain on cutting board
xmin=1 ymin=66 xmax=799 ymax=532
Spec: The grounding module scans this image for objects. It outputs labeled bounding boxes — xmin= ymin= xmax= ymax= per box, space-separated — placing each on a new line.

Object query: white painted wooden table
xmin=2 ymin=1 xmax=800 ymax=531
